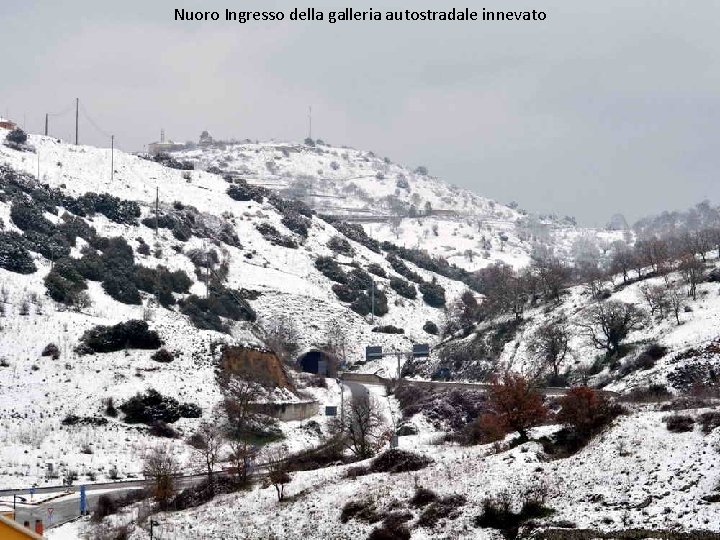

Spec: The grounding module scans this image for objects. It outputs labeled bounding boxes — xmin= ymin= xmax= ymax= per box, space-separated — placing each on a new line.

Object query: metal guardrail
xmin=339 ymin=372 xmax=620 ymax=398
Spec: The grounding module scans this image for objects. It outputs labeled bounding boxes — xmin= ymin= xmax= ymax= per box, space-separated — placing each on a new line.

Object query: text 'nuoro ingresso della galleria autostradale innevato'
xmin=174 ymin=8 xmax=548 ymax=24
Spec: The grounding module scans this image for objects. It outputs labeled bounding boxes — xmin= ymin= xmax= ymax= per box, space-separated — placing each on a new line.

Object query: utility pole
xmin=371 ymin=280 xmax=375 ymax=324
xmin=44 ymin=113 xmax=48 ymax=136
xmin=37 ymin=151 xmax=40 ymax=180
xmin=110 ymin=135 xmax=114 ymax=182
xmin=155 ymin=187 xmax=159 ymax=238
xmin=74 ymin=98 xmax=79 ymax=145
xmin=149 ymin=519 xmax=159 ymax=540
xmin=340 ymin=381 xmax=344 ymax=428
xmin=203 ymin=241 xmax=210 ymax=299
xmin=13 ymin=494 xmax=27 ymax=520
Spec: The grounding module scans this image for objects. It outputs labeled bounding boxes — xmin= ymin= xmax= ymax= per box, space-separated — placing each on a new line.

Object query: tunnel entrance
xmin=296 ymin=349 xmax=338 ymax=377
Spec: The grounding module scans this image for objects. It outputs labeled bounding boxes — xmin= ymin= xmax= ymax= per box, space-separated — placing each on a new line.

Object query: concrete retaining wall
xmin=250 ymin=401 xmax=320 ymax=422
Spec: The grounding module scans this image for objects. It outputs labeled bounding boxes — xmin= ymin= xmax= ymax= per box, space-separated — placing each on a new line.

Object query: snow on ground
xmin=404 ymin=254 xmax=720 ymax=395
xmin=46 ymin=520 xmax=82 ymax=540
xmin=171 ymin=139 xmax=627 ymax=272
xmin=60 ymin=403 xmax=720 ymax=539
xmin=0 ymin=132 xmax=469 ymax=489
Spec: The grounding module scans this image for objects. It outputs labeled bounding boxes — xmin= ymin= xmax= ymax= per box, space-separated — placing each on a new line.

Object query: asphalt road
xmin=5 ymin=475 xmax=207 ymax=529
xmin=344 ymin=380 xmax=370 ymax=400
xmin=12 ymin=485 xmax=143 ymax=529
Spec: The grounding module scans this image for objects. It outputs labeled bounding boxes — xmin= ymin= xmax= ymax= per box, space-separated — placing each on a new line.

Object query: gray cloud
xmin=2 ymin=0 xmax=719 ymax=224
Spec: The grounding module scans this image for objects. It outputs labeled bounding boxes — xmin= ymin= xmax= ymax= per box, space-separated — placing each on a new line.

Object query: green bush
xmin=324 ymin=220 xmax=381 ymax=253
xmin=423 ymin=321 xmax=439 ymax=335
xmin=6 ymin=128 xmax=27 ymax=145
xmin=227 ymin=180 xmax=267 ymax=203
xmin=180 ymin=288 xmax=256 ymax=333
xmin=315 ymin=256 xmax=347 ymax=284
xmin=390 ymin=277 xmax=417 ymax=299
xmin=387 ymin=253 xmax=423 ymax=283
xmin=256 ymin=223 xmax=297 ymax=248
xmin=327 ymin=236 xmax=354 ymax=256
xmin=347 ymin=267 xmax=373 ymax=291
xmin=281 ymin=213 xmax=310 ymax=238
xmin=102 ymin=273 xmax=141 ymax=304
xmin=350 ymin=292 xmax=372 ymax=316
xmin=370 ymin=449 xmax=432 ymax=473
xmin=44 ymin=258 xmax=88 ymax=305
xmin=75 ymin=192 xmax=140 ymax=224
xmin=332 ymin=284 xmax=357 ymax=303
xmin=120 ymin=389 xmax=200 ymax=424
xmin=0 ymin=232 xmax=36 ymax=274
xmin=366 ymin=263 xmax=387 ymax=277
xmin=372 ymin=325 xmax=404 ymax=334
xmin=23 ymin=230 xmax=71 ymax=259
xmin=134 ymin=265 xmax=192 ymax=307
xmin=58 ymin=215 xmax=97 ymax=245
xmin=11 ymin=201 xmax=54 ymax=234
xmin=419 ymin=280 xmax=446 ymax=307
xmin=76 ymin=320 xmax=162 ymax=354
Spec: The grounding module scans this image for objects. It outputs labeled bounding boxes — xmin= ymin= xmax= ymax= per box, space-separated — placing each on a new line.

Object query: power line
xmin=47 ymin=102 xmax=76 ymax=117
xmin=78 ymin=102 xmax=113 ymax=140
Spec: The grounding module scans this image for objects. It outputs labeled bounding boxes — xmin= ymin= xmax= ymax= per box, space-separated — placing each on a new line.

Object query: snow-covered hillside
xmin=4 ymin=129 xmax=720 ymax=539
xmin=408 ymin=255 xmax=720 ymax=400
xmin=51 ymin=401 xmax=720 ymax=539
xmin=173 ymin=140 xmax=626 ymax=272
xmin=0 ymin=130 xmax=468 ymax=488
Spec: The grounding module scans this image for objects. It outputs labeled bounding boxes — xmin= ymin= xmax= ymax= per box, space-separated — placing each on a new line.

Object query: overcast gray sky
xmin=2 ymin=0 xmax=719 ymax=225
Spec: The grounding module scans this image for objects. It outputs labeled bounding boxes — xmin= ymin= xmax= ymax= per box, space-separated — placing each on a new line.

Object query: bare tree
xmin=265 ymin=446 xmax=292 ymax=501
xmin=576 ymin=301 xmax=646 ymax=357
xmin=635 ymin=238 xmax=669 ymax=274
xmin=227 ymin=439 xmax=258 ymax=486
xmin=263 ymin=315 xmax=300 ymax=364
xmin=527 ymin=319 xmax=570 ymax=379
xmin=188 ymin=421 xmax=224 ymax=494
xmin=142 ymin=444 xmax=179 ymax=510
xmin=530 ymin=252 xmax=570 ymax=301
xmin=639 ymin=284 xmax=670 ymax=319
xmin=571 ymin=236 xmax=601 ymax=270
xmin=667 ymin=284 xmax=684 ymax=325
xmin=578 ymin=262 xmax=608 ymax=299
xmin=678 ymin=255 xmax=705 ymax=300
xmin=335 ymin=394 xmax=387 ymax=459
xmin=325 ymin=318 xmax=349 ymax=364
xmin=217 ymin=369 xmax=260 ymax=439
xmin=474 ymin=262 xmax=527 ymax=319
xmin=610 ymin=242 xmax=633 ymax=284
xmin=688 ymin=229 xmax=713 ymax=262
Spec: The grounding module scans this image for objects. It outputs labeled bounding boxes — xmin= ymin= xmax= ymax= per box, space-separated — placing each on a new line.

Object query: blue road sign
xmin=80 ymin=485 xmax=87 ymax=515
xmin=412 ymin=343 xmax=430 ymax=358
xmin=366 ymin=346 xmax=383 ymax=360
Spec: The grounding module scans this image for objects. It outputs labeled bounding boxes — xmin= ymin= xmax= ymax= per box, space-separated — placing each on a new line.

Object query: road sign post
xmin=150 ymin=519 xmax=160 ymax=540
xmin=365 ymin=344 xmax=430 ymax=380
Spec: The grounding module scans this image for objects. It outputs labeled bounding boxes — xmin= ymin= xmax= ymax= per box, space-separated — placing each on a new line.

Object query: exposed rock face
xmin=220 ymin=346 xmax=294 ymax=390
